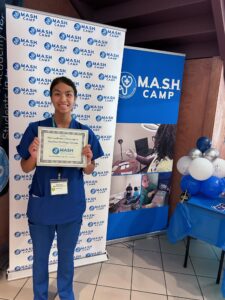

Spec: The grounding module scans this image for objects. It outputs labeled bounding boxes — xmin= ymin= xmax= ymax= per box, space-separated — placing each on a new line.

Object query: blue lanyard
xmin=51 ymin=116 xmax=67 ymax=179
xmin=52 ymin=116 xmax=57 ymax=128
xmin=52 ymin=116 xmax=73 ymax=128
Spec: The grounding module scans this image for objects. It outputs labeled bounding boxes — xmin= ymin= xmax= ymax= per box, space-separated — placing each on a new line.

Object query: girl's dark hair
xmin=154 ymin=124 xmax=176 ymax=160
xmin=50 ymin=77 xmax=77 ymax=97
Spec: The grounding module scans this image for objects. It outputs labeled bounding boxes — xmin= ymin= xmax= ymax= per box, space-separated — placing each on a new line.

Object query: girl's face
xmin=51 ymin=82 xmax=75 ymax=115
xmin=142 ymin=175 xmax=149 ymax=188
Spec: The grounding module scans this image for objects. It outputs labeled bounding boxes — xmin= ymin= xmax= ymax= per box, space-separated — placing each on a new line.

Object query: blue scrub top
xmin=17 ymin=117 xmax=104 ymax=225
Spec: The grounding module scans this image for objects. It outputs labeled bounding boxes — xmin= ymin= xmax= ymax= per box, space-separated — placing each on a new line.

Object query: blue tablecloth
xmin=167 ymin=196 xmax=225 ymax=297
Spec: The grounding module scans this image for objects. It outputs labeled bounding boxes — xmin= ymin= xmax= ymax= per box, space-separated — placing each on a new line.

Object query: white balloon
xmin=212 ymin=158 xmax=225 ymax=178
xmin=189 ymin=157 xmax=213 ymax=180
xmin=177 ymin=156 xmax=192 ymax=175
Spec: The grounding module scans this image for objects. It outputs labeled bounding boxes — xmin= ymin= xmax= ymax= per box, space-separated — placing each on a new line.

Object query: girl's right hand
xmin=28 ymin=137 xmax=39 ymax=160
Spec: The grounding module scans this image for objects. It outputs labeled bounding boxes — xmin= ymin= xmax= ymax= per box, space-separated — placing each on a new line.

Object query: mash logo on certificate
xmin=37 ymin=127 xmax=88 ymax=167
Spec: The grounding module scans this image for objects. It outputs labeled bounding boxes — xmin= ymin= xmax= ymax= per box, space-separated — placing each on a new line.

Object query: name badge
xmin=50 ymin=179 xmax=68 ymax=196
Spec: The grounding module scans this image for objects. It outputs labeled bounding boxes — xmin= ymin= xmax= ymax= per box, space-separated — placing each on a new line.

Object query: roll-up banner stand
xmin=107 ymin=46 xmax=185 ymax=241
xmin=0 ymin=0 xmax=9 ymax=196
xmin=6 ymin=5 xmax=125 ymax=280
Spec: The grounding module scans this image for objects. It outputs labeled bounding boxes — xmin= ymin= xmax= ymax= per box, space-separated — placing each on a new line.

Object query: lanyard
xmin=52 ymin=115 xmax=73 ymax=128
xmin=52 ymin=116 xmax=57 ymax=128
xmin=52 ymin=116 xmax=64 ymax=179
xmin=51 ymin=115 xmax=74 ymax=179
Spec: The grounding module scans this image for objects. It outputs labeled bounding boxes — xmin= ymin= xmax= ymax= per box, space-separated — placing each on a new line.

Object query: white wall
xmin=212 ymin=65 xmax=225 ymax=157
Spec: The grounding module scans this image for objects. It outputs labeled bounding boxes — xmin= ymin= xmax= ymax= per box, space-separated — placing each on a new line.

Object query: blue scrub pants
xmin=29 ymin=219 xmax=82 ymax=300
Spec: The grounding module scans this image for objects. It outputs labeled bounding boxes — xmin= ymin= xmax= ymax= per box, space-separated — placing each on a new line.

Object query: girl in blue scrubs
xmin=17 ymin=76 xmax=104 ymax=300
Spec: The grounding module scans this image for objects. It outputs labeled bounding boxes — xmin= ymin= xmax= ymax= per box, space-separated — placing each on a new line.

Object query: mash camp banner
xmin=6 ymin=5 xmax=125 ymax=280
xmin=107 ymin=46 xmax=185 ymax=241
xmin=0 ymin=0 xmax=9 ymax=196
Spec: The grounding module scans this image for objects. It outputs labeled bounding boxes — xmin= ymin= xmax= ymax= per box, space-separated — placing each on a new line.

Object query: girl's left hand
xmin=82 ymin=144 xmax=93 ymax=164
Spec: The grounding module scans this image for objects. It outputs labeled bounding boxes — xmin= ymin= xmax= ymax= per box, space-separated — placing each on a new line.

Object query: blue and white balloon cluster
xmin=177 ymin=136 xmax=225 ymax=198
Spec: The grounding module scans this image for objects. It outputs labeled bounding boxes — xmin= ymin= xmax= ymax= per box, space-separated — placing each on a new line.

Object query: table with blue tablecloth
xmin=167 ymin=196 xmax=225 ymax=298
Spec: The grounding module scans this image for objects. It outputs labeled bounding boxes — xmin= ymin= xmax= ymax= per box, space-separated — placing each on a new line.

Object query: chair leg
xmin=183 ymin=236 xmax=191 ymax=268
xmin=216 ymin=250 xmax=225 ymax=284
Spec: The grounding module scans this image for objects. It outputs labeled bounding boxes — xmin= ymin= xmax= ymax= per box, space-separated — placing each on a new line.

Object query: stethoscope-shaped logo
xmin=52 ymin=147 xmax=60 ymax=155
xmin=44 ymin=17 xmax=52 ymax=25
xmin=119 ymin=72 xmax=137 ymax=99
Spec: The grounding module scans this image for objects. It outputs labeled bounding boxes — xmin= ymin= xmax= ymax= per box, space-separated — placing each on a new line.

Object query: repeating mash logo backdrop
xmin=6 ymin=5 xmax=125 ymax=280
xmin=107 ymin=46 xmax=185 ymax=241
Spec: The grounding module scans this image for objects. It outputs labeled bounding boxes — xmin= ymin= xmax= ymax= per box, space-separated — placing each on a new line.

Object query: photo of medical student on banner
xmin=112 ymin=123 xmax=176 ymax=175
xmin=109 ymin=122 xmax=175 ymax=214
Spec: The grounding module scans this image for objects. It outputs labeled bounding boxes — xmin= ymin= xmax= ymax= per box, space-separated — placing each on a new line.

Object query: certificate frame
xmin=37 ymin=126 xmax=88 ymax=168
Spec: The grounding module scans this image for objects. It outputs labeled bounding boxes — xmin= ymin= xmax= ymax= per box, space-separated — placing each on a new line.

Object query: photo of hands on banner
xmin=110 ymin=123 xmax=176 ymax=213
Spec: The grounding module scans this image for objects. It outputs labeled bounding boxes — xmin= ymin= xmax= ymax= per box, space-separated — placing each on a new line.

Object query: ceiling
xmin=70 ymin=0 xmax=225 ymax=62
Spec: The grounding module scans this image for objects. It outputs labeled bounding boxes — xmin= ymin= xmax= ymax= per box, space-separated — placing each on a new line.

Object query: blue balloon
xmin=196 ymin=136 xmax=212 ymax=153
xmin=180 ymin=175 xmax=201 ymax=195
xmin=200 ymin=176 xmax=222 ymax=198
xmin=220 ymin=178 xmax=225 ymax=192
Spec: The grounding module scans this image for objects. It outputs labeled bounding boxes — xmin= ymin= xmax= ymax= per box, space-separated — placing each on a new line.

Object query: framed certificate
xmin=37 ymin=126 xmax=88 ymax=167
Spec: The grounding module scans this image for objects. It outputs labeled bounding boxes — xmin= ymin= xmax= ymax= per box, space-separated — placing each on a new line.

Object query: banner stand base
xmin=7 ymin=252 xmax=108 ymax=281
xmin=107 ymin=230 xmax=166 ymax=245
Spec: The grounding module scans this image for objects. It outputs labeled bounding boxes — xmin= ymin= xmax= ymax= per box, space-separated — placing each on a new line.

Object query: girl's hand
xmin=28 ymin=137 xmax=39 ymax=161
xmin=82 ymin=144 xmax=93 ymax=164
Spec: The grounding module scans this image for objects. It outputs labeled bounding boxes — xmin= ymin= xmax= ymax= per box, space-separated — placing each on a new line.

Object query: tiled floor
xmin=0 ymin=234 xmax=224 ymax=299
